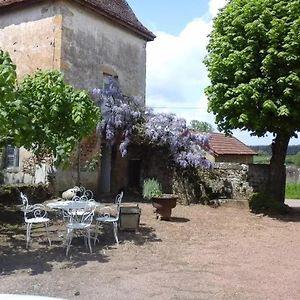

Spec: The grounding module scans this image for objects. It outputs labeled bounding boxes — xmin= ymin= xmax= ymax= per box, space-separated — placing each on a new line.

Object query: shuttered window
xmin=5 ymin=145 xmax=19 ymax=168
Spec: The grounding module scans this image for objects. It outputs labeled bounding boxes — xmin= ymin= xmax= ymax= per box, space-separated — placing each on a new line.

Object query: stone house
xmin=206 ymin=133 xmax=257 ymax=164
xmin=0 ymin=0 xmax=155 ymax=194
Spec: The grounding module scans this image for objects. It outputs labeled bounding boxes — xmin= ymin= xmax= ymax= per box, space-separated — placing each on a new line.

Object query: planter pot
xmin=119 ymin=205 xmax=141 ymax=231
xmin=152 ymin=194 xmax=178 ymax=221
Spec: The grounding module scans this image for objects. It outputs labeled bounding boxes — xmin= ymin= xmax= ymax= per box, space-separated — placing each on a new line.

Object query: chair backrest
xmin=20 ymin=192 xmax=29 ymax=209
xmin=74 ymin=186 xmax=94 ymax=199
xmin=115 ymin=191 xmax=124 ymax=219
xmin=24 ymin=204 xmax=48 ymax=222
xmin=63 ymin=201 xmax=95 ymax=225
xmin=84 ymin=189 xmax=94 ymax=200
xmin=78 ymin=186 xmax=86 ymax=197
xmin=71 ymin=195 xmax=93 ymax=202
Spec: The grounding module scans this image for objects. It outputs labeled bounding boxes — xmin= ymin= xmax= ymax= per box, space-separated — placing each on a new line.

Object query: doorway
xmin=128 ymin=159 xmax=141 ymax=190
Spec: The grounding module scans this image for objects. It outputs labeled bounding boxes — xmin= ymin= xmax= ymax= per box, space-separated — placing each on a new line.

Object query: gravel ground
xmin=0 ymin=200 xmax=300 ymax=300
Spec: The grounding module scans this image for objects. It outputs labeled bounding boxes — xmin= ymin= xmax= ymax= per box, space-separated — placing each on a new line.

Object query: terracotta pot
xmin=152 ymin=194 xmax=178 ymax=220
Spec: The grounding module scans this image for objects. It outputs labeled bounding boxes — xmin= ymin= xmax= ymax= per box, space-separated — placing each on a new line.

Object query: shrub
xmin=0 ymin=184 xmax=53 ymax=205
xmin=143 ymin=178 xmax=162 ymax=200
xmin=249 ymin=192 xmax=289 ymax=214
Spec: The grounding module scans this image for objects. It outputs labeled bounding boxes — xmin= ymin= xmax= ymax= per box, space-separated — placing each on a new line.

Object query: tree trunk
xmin=267 ymin=134 xmax=290 ymax=203
xmin=76 ymin=142 xmax=81 ymax=186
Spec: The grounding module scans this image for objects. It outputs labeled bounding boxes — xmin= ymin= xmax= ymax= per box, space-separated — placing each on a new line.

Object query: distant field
xmin=253 ymin=155 xmax=300 ymax=198
xmin=253 ymin=155 xmax=271 ymax=164
xmin=253 ymin=155 xmax=295 ymax=165
xmin=285 ymin=183 xmax=300 ymax=199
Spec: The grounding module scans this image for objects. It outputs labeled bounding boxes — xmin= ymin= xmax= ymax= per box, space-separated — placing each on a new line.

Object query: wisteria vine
xmin=92 ymin=76 xmax=212 ymax=169
xmin=92 ymin=77 xmax=143 ymax=157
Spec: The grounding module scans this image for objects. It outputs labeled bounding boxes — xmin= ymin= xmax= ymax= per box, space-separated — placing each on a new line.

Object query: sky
xmin=126 ymin=0 xmax=300 ymax=146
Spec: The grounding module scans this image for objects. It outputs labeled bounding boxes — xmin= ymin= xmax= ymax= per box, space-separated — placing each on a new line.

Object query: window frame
xmin=4 ymin=145 xmax=20 ymax=169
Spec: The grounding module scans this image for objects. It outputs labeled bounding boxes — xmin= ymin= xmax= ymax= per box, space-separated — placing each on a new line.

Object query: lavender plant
xmin=92 ymin=76 xmax=212 ymax=169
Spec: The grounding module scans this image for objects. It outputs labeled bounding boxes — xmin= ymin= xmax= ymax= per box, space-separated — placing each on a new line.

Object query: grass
xmin=253 ymin=155 xmax=271 ymax=164
xmin=285 ymin=183 xmax=300 ymax=199
xmin=253 ymin=155 xmax=296 ymax=165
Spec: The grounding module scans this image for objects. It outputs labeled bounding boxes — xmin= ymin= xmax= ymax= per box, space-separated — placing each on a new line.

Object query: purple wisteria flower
xmin=92 ymin=76 xmax=212 ymax=169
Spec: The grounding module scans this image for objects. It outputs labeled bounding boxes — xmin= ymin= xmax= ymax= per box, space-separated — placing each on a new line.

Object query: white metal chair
xmin=63 ymin=201 xmax=95 ymax=256
xmin=73 ymin=186 xmax=94 ymax=199
xmin=20 ymin=192 xmax=51 ymax=248
xmin=94 ymin=191 xmax=123 ymax=245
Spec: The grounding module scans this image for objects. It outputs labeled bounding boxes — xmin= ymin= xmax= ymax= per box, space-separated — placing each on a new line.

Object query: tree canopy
xmin=0 ymin=50 xmax=100 ymax=166
xmin=204 ymin=0 xmax=300 ymax=204
xmin=205 ymin=0 xmax=300 ymax=138
xmin=15 ymin=70 xmax=100 ymax=165
xmin=189 ymin=120 xmax=215 ymax=133
xmin=0 ymin=50 xmax=17 ymax=143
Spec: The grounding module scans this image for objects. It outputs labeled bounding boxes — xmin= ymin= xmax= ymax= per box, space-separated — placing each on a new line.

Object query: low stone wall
xmin=0 ymin=184 xmax=53 ymax=205
xmin=248 ymin=164 xmax=270 ymax=193
xmin=172 ymin=163 xmax=270 ymax=205
xmin=286 ymin=166 xmax=300 ymax=183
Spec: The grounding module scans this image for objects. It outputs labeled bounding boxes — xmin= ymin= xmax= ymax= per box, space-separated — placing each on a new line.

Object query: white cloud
xmin=146 ymin=18 xmax=213 ymax=126
xmin=145 ymin=0 xmax=229 ymax=128
xmin=145 ymin=0 xmax=299 ymax=145
xmin=208 ymin=0 xmax=228 ymax=18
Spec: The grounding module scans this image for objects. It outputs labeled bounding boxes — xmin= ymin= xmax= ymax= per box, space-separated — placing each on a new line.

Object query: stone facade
xmin=0 ymin=0 xmax=153 ymax=193
xmin=172 ymin=164 xmax=250 ymax=205
xmin=0 ymin=1 xmax=150 ymax=98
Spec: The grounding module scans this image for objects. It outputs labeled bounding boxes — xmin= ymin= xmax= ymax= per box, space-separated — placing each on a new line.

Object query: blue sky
xmin=127 ymin=1 xmax=209 ymax=35
xmin=126 ymin=0 xmax=299 ymax=146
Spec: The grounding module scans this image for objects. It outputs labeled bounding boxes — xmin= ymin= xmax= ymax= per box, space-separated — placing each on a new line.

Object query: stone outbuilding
xmin=0 ymin=0 xmax=155 ymax=194
xmin=206 ymin=133 xmax=257 ymax=164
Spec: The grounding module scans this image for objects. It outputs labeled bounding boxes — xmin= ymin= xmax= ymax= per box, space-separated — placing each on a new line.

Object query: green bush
xmin=0 ymin=184 xmax=53 ymax=204
xmin=143 ymin=178 xmax=162 ymax=200
xmin=249 ymin=192 xmax=289 ymax=214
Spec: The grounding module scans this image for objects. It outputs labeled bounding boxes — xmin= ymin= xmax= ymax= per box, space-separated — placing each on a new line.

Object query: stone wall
xmin=286 ymin=166 xmax=300 ymax=183
xmin=172 ymin=163 xmax=270 ymax=205
xmin=61 ymin=1 xmax=147 ymax=101
xmin=0 ymin=12 xmax=62 ymax=79
xmin=133 ymin=144 xmax=271 ymax=205
xmin=247 ymin=164 xmax=270 ymax=193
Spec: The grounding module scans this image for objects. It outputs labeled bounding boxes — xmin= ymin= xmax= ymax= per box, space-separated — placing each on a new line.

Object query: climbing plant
xmin=92 ymin=77 xmax=211 ymax=169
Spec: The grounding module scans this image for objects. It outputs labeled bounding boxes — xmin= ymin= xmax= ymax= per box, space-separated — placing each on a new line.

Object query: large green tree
xmin=204 ymin=0 xmax=300 ymax=203
xmin=189 ymin=120 xmax=215 ymax=133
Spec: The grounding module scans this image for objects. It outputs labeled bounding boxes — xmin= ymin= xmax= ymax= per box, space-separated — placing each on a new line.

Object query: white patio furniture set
xmin=19 ymin=187 xmax=123 ymax=256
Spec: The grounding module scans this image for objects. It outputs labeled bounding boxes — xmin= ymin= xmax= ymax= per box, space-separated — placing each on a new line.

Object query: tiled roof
xmin=209 ymin=133 xmax=257 ymax=156
xmin=0 ymin=0 xmax=155 ymax=41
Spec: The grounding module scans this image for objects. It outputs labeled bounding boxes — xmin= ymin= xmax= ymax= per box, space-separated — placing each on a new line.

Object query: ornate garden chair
xmin=20 ymin=192 xmax=51 ymax=248
xmin=94 ymin=191 xmax=123 ymax=245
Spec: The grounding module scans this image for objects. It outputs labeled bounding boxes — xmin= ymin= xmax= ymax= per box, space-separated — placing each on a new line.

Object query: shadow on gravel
xmin=0 ymin=204 xmax=160 ymax=276
xmin=166 ymin=217 xmax=190 ymax=223
xmin=251 ymin=206 xmax=300 ymax=223
xmin=271 ymin=206 xmax=300 ymax=222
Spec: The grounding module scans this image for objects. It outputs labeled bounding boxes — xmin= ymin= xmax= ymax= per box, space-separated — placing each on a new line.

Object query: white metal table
xmin=45 ymin=199 xmax=107 ymax=210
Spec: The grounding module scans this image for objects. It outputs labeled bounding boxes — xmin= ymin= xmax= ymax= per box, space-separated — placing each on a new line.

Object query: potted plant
xmin=143 ymin=178 xmax=178 ymax=221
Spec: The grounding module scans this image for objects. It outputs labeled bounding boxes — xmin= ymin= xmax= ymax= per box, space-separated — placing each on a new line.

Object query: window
xmin=103 ymin=73 xmax=112 ymax=90
xmin=103 ymin=73 xmax=118 ymax=90
xmin=5 ymin=145 xmax=19 ymax=168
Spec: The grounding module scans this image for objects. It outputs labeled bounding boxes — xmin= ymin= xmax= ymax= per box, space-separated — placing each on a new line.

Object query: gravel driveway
xmin=1 ymin=200 xmax=300 ymax=300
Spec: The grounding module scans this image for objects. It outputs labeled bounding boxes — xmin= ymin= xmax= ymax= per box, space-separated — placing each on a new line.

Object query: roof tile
xmin=0 ymin=0 xmax=155 ymax=40
xmin=209 ymin=133 xmax=257 ymax=156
